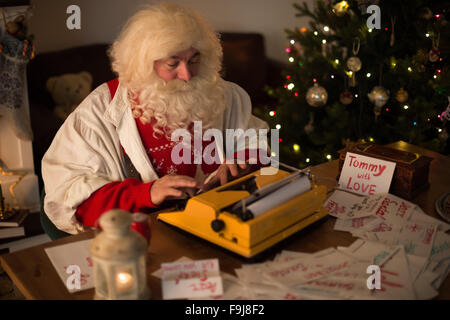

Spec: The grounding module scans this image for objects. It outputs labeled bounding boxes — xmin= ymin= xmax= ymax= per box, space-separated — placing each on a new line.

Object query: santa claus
xmin=42 ymin=3 xmax=268 ymax=235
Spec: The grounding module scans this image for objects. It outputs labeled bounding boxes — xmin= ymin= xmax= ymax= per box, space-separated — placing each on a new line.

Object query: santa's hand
xmin=150 ymin=175 xmax=199 ymax=206
xmin=202 ymin=163 xmax=250 ymax=191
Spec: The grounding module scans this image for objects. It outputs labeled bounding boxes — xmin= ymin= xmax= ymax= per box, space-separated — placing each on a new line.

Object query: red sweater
xmin=75 ymin=79 xmax=265 ymax=227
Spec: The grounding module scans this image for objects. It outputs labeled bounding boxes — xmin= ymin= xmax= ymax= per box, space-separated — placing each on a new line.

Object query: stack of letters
xmin=195 ymin=191 xmax=450 ymax=300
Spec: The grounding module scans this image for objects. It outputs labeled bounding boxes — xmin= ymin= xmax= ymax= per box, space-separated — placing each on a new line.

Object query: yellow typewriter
xmin=158 ymin=164 xmax=329 ymax=258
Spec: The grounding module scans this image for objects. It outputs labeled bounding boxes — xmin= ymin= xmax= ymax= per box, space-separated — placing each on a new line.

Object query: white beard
xmin=129 ymin=73 xmax=225 ymax=138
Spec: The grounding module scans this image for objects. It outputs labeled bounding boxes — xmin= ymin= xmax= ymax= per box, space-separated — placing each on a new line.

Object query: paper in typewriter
xmin=247 ymin=175 xmax=311 ymax=217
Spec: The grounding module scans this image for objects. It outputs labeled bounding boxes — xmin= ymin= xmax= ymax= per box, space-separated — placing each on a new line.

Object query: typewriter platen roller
xmin=157 ymin=165 xmax=329 ymax=258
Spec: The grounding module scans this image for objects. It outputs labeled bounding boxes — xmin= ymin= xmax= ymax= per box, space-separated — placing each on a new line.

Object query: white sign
xmin=161 ymin=258 xmax=223 ymax=300
xmin=338 ymin=152 xmax=396 ymax=196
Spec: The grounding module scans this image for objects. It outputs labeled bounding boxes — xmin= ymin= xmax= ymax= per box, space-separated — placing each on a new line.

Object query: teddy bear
xmin=46 ymin=71 xmax=93 ymax=120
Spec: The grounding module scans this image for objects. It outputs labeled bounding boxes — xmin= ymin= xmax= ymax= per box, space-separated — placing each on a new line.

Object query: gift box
xmin=338 ymin=143 xmax=433 ymax=200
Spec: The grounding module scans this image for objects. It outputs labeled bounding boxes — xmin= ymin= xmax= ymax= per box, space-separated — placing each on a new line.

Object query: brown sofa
xmin=27 ymin=32 xmax=285 ymax=191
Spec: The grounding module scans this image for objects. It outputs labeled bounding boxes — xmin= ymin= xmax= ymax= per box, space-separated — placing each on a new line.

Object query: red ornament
xmin=340 ymin=90 xmax=353 ymax=105
xmin=429 ymin=48 xmax=440 ymax=62
xmin=441 ymin=104 xmax=450 ymax=121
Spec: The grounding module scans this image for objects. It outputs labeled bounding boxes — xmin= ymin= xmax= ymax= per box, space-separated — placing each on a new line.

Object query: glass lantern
xmin=90 ymin=209 xmax=150 ymax=300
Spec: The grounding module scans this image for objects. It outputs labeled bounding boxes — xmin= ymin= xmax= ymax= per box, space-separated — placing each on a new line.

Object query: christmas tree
xmin=260 ymin=0 xmax=450 ymax=169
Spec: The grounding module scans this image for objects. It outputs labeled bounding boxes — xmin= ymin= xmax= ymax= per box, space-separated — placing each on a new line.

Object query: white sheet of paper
xmin=247 ymin=175 xmax=311 ymax=217
xmin=323 ymin=190 xmax=371 ymax=219
xmin=273 ymin=250 xmax=311 ymax=263
xmin=396 ymin=223 xmax=437 ymax=258
xmin=264 ymin=249 xmax=357 ymax=288
xmin=44 ymin=239 xmax=93 ymax=293
xmin=409 ymin=206 xmax=450 ymax=232
xmin=334 ymin=216 xmax=379 ymax=233
xmin=374 ymin=222 xmax=437 ymax=258
xmin=276 ymin=282 xmax=352 ymax=300
xmin=372 ymin=246 xmax=416 ymax=299
xmin=161 ymin=258 xmax=223 ymax=300
xmin=297 ymin=261 xmax=373 ymax=300
xmin=229 ymin=234 xmax=446 ymax=299
xmin=406 ymin=254 xmax=429 ymax=281
xmin=366 ymin=193 xmax=416 ymax=225
xmin=432 ymin=260 xmax=450 ymax=290
xmin=338 ymin=152 xmax=396 ymax=196
xmin=339 ymin=239 xmax=399 ymax=266
xmin=429 ymin=231 xmax=450 ymax=264
xmin=413 ymin=271 xmax=439 ymax=300
xmin=364 ymin=218 xmax=399 ymax=234
xmin=235 ymin=262 xmax=281 ymax=290
xmin=151 ymin=256 xmax=192 ymax=279
xmin=189 ymin=272 xmax=250 ymax=300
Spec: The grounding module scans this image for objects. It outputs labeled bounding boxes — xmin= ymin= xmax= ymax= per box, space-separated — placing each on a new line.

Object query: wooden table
xmin=1 ymin=141 xmax=449 ymax=299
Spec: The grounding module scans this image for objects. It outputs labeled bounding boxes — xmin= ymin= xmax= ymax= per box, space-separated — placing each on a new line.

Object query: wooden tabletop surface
xmin=1 ymin=141 xmax=449 ymax=300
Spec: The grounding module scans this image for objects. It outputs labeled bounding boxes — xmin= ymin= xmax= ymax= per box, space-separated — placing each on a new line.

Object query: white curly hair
xmin=109 ymin=2 xmax=225 ymax=138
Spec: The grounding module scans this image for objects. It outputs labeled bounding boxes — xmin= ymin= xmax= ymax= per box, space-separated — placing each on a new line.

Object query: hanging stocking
xmin=0 ymin=28 xmax=34 ymax=141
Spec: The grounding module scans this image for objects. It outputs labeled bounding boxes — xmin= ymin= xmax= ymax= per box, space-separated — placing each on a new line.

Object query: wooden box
xmin=338 ymin=143 xmax=433 ymax=200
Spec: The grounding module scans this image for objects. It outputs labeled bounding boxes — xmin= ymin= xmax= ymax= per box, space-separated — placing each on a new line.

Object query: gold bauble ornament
xmin=429 ymin=48 xmax=440 ymax=63
xmin=333 ymin=1 xmax=349 ymax=16
xmin=395 ymin=88 xmax=408 ymax=103
xmin=306 ymin=83 xmax=328 ymax=107
xmin=368 ymin=86 xmax=389 ymax=108
xmin=347 ymin=56 xmax=362 ymax=72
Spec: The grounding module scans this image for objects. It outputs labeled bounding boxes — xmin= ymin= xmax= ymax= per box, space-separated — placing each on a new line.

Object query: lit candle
xmin=116 ymin=272 xmax=134 ymax=291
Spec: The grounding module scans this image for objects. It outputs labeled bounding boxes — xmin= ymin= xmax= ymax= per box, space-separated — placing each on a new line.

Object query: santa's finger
xmin=238 ymin=163 xmax=248 ymax=170
xmin=166 ymin=177 xmax=198 ymax=188
xmin=228 ymin=164 xmax=239 ymax=177
xmin=165 ymin=188 xmax=185 ymax=198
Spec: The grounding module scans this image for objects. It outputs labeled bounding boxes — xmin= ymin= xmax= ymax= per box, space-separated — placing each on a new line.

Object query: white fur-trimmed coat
xmin=42 ymin=80 xmax=268 ymax=234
